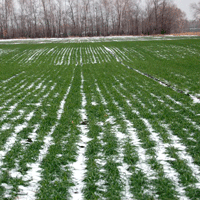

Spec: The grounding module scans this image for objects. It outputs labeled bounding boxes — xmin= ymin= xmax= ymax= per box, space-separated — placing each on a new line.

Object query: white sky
xmin=12 ymin=0 xmax=199 ymax=21
xmin=174 ymin=0 xmax=199 ymax=20
xmin=140 ymin=0 xmax=200 ymax=20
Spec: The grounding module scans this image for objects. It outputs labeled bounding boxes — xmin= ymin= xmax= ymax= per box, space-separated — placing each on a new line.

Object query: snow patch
xmin=141 ymin=119 xmax=189 ymax=199
xmin=1 ymin=123 xmax=11 ymax=131
xmin=69 ymin=72 xmax=91 ymax=200
xmin=190 ymin=95 xmax=200 ymax=104
xmin=17 ymin=69 xmax=75 ymax=200
xmin=91 ymin=101 xmax=98 ymax=106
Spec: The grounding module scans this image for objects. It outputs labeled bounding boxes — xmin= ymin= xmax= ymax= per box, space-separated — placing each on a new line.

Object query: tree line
xmin=0 ymin=0 xmax=188 ymax=39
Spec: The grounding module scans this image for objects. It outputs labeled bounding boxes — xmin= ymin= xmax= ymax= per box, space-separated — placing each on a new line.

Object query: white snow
xmin=0 ymin=122 xmax=28 ymax=173
xmin=1 ymin=123 xmax=11 ymax=131
xmin=190 ymin=95 xmax=200 ymax=104
xmin=95 ymin=81 xmax=107 ymax=105
xmin=0 ymin=35 xmax=197 ymax=45
xmin=2 ymin=71 xmax=25 ymax=84
xmin=111 ymin=124 xmax=134 ymax=200
xmin=166 ymin=95 xmax=183 ymax=106
xmin=142 ymin=119 xmax=189 ymax=199
xmin=162 ymin=123 xmax=200 ymax=188
xmin=69 ymin=72 xmax=91 ymax=200
xmin=68 ymin=48 xmax=73 ymax=65
xmin=105 ymin=116 xmax=116 ymax=125
xmin=1 ymin=183 xmax=13 ymax=198
xmin=96 ymin=81 xmax=149 ymax=198
xmin=27 ymin=124 xmax=40 ymax=142
xmin=104 ymin=46 xmax=120 ymax=62
xmin=16 ymin=69 xmax=75 ymax=200
xmin=25 ymin=111 xmax=35 ymax=121
xmin=91 ymin=101 xmax=98 ymax=106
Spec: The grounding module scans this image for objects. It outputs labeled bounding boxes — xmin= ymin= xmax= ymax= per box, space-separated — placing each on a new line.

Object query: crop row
xmin=0 ymin=39 xmax=200 ymax=199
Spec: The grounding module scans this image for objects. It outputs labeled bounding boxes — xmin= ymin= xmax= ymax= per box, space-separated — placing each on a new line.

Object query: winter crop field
xmin=0 ymin=37 xmax=200 ymax=200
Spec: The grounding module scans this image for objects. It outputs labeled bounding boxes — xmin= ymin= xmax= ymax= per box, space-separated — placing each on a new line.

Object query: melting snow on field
xmin=0 ymin=38 xmax=200 ymax=199
xmin=69 ymin=72 xmax=91 ymax=200
xmin=190 ymin=94 xmax=200 ymax=104
xmin=0 ymin=35 xmax=199 ymax=45
xmin=142 ymin=119 xmax=189 ymax=199
xmin=15 ymin=70 xmax=75 ymax=200
xmin=0 ymin=111 xmax=34 ymax=173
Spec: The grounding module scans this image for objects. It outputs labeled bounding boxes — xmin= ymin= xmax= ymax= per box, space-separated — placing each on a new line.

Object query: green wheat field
xmin=0 ymin=36 xmax=200 ymax=200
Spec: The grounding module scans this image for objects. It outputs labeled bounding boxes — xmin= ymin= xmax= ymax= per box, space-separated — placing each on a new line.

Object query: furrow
xmin=100 ymin=82 xmax=158 ymax=198
xmin=69 ymin=71 xmax=91 ymax=200
xmin=0 ymin=111 xmax=34 ymax=174
xmin=15 ymin=69 xmax=75 ymax=200
xmin=110 ymin=74 xmax=199 ymax=199
xmin=162 ymin=123 xmax=200 ymax=188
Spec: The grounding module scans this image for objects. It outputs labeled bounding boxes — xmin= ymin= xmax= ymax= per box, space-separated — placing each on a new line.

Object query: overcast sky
xmin=174 ymin=0 xmax=199 ymax=20
xmin=140 ymin=0 xmax=199 ymax=20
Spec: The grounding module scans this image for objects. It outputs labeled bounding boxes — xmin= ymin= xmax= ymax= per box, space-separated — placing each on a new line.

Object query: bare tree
xmin=152 ymin=0 xmax=161 ymax=33
xmin=101 ymin=0 xmax=110 ymax=35
xmin=115 ymin=0 xmax=128 ymax=34
xmin=40 ymin=0 xmax=55 ymax=37
xmin=133 ymin=3 xmax=141 ymax=35
xmin=28 ymin=0 xmax=39 ymax=37
xmin=145 ymin=0 xmax=154 ymax=35
xmin=0 ymin=0 xmax=188 ymax=39
xmin=81 ymin=0 xmax=90 ymax=36
xmin=67 ymin=0 xmax=76 ymax=35
xmin=190 ymin=1 xmax=200 ymax=20
xmin=67 ymin=0 xmax=81 ymax=36
xmin=1 ymin=0 xmax=14 ymax=38
xmin=169 ymin=4 xmax=186 ymax=33
xmin=191 ymin=1 xmax=200 ymax=20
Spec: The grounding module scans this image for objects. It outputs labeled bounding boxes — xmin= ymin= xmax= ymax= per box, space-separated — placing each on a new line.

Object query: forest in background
xmin=0 ymin=0 xmax=198 ymax=39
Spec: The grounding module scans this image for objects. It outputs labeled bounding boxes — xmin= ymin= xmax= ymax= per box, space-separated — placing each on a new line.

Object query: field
xmin=0 ymin=36 xmax=200 ymax=200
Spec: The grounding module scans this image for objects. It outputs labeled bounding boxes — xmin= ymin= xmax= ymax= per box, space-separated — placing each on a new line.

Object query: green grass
xmin=0 ymin=38 xmax=200 ymax=199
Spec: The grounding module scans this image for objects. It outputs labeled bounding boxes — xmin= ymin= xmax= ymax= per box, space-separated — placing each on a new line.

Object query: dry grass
xmin=146 ymin=32 xmax=200 ymax=37
xmin=171 ymin=32 xmax=200 ymax=36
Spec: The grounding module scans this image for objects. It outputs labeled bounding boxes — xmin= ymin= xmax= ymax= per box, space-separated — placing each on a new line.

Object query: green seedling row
xmin=0 ymin=38 xmax=200 ymax=200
